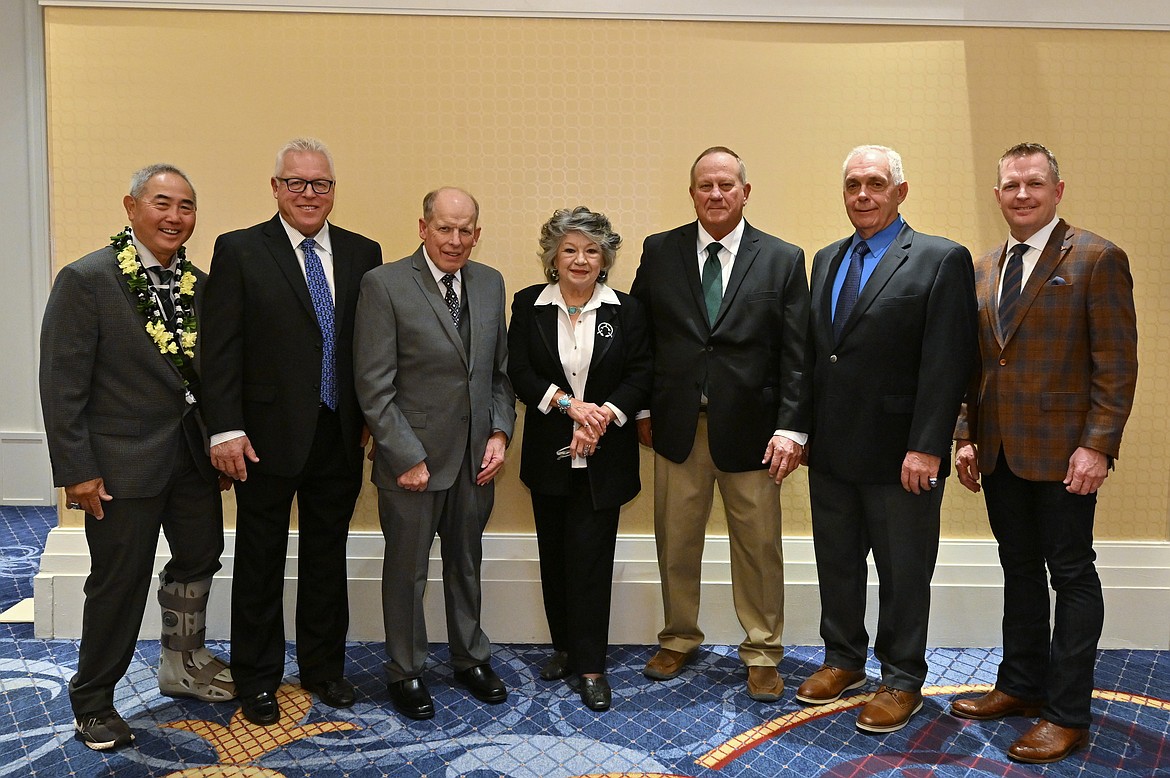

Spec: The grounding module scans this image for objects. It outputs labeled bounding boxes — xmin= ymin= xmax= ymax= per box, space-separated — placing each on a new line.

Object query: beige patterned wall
xmin=45 ymin=8 xmax=1169 ymax=540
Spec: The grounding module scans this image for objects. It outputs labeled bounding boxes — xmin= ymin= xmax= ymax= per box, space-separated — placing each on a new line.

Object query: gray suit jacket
xmin=354 ymin=246 xmax=516 ymax=491
xmin=40 ymin=245 xmax=212 ymax=496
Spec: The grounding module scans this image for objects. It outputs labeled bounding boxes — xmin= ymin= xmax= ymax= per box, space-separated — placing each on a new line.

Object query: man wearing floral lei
xmin=40 ymin=164 xmax=236 ymax=752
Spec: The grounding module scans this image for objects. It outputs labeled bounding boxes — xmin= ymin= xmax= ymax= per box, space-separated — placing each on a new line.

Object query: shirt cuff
xmin=773 ymin=429 xmax=808 ymax=447
xmin=538 ymin=384 xmax=560 ymax=415
xmin=210 ymin=430 xmax=246 ymax=447
xmin=604 ymin=402 xmax=627 ymax=427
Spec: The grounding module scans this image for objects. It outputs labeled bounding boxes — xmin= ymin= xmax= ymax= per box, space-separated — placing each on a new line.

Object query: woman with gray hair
xmin=507 ymin=207 xmax=652 ymax=711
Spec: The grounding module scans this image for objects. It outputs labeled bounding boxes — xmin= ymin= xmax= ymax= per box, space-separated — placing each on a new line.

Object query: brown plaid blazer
xmin=956 ymin=219 xmax=1138 ymax=481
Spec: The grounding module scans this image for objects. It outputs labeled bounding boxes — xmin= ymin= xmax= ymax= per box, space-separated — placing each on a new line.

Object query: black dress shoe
xmin=579 ymin=676 xmax=611 ymax=712
xmin=454 ymin=664 xmax=508 ymax=704
xmin=302 ymin=678 xmax=355 ymax=708
xmin=388 ymin=677 xmax=434 ymax=720
xmin=540 ymin=650 xmax=571 ymax=681
xmin=239 ymin=691 xmax=280 ymax=726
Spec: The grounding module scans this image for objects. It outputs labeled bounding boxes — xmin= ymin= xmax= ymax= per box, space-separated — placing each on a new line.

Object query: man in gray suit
xmin=355 ymin=187 xmax=516 ymax=720
xmin=40 ymin=164 xmax=234 ymax=751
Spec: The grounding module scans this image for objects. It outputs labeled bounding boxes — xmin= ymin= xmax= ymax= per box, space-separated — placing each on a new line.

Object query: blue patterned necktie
xmin=441 ymin=273 xmax=460 ymax=328
xmin=701 ymin=242 xmax=723 ymax=325
xmin=301 ymin=238 xmax=337 ymax=410
xmin=999 ymin=243 xmax=1028 ymax=331
xmin=834 ymin=240 xmax=870 ymax=341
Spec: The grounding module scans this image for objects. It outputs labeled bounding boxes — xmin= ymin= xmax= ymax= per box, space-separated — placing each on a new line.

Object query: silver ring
xmin=928 ymin=478 xmax=938 ymax=487
xmin=66 ymin=501 xmax=82 ymax=510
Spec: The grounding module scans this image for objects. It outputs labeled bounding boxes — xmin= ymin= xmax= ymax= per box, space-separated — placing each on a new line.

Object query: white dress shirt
xmin=534 ymin=282 xmax=627 ymax=468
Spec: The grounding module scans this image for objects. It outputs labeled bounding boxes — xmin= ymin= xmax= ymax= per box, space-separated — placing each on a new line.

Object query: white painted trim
xmin=1 ymin=0 xmax=53 ymax=506
xmin=35 ymin=530 xmax=1170 ymax=648
xmin=0 ymin=433 xmax=53 ymax=506
xmin=35 ymin=0 xmax=1170 ymax=30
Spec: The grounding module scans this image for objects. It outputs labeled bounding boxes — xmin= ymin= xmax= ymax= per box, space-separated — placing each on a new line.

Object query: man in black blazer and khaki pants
xmin=798 ymin=145 xmax=977 ymax=733
xmin=631 ymin=146 xmax=812 ymax=702
xmin=201 ymin=138 xmax=382 ymax=726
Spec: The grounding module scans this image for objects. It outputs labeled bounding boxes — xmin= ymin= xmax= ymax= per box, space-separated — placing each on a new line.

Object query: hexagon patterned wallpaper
xmin=44 ymin=8 xmax=1169 ymax=540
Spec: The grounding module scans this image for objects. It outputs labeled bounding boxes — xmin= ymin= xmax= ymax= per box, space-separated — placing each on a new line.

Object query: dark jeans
xmin=983 ymin=449 xmax=1102 ymax=729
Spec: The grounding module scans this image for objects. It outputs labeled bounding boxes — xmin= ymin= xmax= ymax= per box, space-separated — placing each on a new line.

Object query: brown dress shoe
xmin=950 ymin=688 xmax=1043 ymax=721
xmin=795 ymin=665 xmax=867 ymax=705
xmin=1008 ymin=720 xmax=1089 ymax=764
xmin=643 ymin=648 xmax=695 ymax=681
xmin=856 ymin=685 xmax=923 ymax=733
xmin=746 ymin=666 xmax=784 ymax=702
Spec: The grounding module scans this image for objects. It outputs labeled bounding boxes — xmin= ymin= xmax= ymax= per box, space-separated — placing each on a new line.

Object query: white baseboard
xmin=0 ymin=432 xmax=53 ymax=505
xmin=34 ymin=529 xmax=1170 ymax=649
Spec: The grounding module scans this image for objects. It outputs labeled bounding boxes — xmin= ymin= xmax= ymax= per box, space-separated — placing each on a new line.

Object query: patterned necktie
xmin=441 ymin=273 xmax=460 ymax=328
xmin=833 ymin=240 xmax=870 ymax=341
xmin=701 ymin=242 xmax=723 ymax=325
xmin=147 ymin=266 xmax=176 ymax=323
xmin=999 ymin=243 xmax=1028 ymax=331
xmin=301 ymin=238 xmax=337 ymax=410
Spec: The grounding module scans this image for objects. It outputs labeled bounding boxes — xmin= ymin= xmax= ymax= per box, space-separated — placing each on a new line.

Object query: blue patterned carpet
xmin=1 ymin=506 xmax=1167 ymax=777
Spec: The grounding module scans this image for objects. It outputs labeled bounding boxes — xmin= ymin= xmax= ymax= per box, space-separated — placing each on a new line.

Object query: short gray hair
xmin=274 ymin=137 xmax=335 ymax=177
xmin=129 ymin=164 xmax=196 ymax=203
xmin=538 ymin=207 xmax=622 ymax=283
xmin=843 ymin=145 xmax=905 ymax=186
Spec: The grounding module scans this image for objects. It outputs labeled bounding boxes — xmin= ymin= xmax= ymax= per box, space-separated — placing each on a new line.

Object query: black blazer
xmin=508 ymin=283 xmax=651 ymax=510
xmin=629 ymin=220 xmax=812 ymax=472
xmin=807 ymin=222 xmax=978 ymax=484
xmin=201 ymin=214 xmax=382 ymax=477
xmin=40 ymin=246 xmax=216 ymax=495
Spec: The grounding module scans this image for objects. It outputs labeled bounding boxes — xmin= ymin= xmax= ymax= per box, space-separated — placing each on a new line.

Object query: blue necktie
xmin=834 ymin=240 xmax=870 ymax=341
xmin=301 ymin=238 xmax=337 ymax=410
xmin=701 ymin=242 xmax=722 ymax=325
xmin=999 ymin=243 xmax=1028 ymax=331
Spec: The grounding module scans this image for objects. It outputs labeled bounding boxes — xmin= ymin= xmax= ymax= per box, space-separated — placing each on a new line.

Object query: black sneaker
xmin=74 ymin=708 xmax=134 ymax=750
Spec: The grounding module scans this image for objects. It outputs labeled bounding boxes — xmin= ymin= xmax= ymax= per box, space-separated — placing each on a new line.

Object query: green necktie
xmin=702 ymin=241 xmax=722 ymax=324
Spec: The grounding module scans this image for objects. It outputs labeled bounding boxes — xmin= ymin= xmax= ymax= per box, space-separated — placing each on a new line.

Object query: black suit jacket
xmin=807 ymin=222 xmax=978 ymax=483
xmin=40 ymin=246 xmax=216 ymax=495
xmin=629 ymin=220 xmax=812 ymax=472
xmin=508 ymin=283 xmax=652 ymax=510
xmin=201 ymin=215 xmax=382 ymax=477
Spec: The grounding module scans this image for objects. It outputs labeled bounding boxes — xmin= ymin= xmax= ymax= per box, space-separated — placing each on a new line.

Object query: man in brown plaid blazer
xmin=951 ymin=143 xmax=1138 ymax=764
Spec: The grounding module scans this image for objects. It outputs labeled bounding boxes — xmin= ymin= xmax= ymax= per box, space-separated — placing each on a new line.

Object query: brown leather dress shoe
xmin=1008 ymin=720 xmax=1089 ymax=764
xmin=746 ymin=666 xmax=784 ymax=702
xmin=950 ymin=688 xmax=1043 ymax=721
xmin=796 ymin=665 xmax=867 ymax=705
xmin=643 ymin=648 xmax=695 ymax=681
xmin=856 ymin=685 xmax=923 ymax=733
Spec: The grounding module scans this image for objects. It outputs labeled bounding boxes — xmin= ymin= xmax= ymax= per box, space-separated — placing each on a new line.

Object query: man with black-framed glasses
xmin=202 ymin=137 xmax=383 ymax=726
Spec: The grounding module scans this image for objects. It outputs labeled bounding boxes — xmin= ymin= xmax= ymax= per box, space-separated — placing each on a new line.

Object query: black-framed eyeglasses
xmin=278 ymin=177 xmax=335 ymax=194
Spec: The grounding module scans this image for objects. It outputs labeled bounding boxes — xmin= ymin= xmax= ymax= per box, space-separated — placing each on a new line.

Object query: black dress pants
xmin=70 ymin=440 xmax=222 ymax=716
xmin=531 ymin=469 xmax=620 ymax=675
xmin=230 ymin=407 xmax=361 ymax=696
